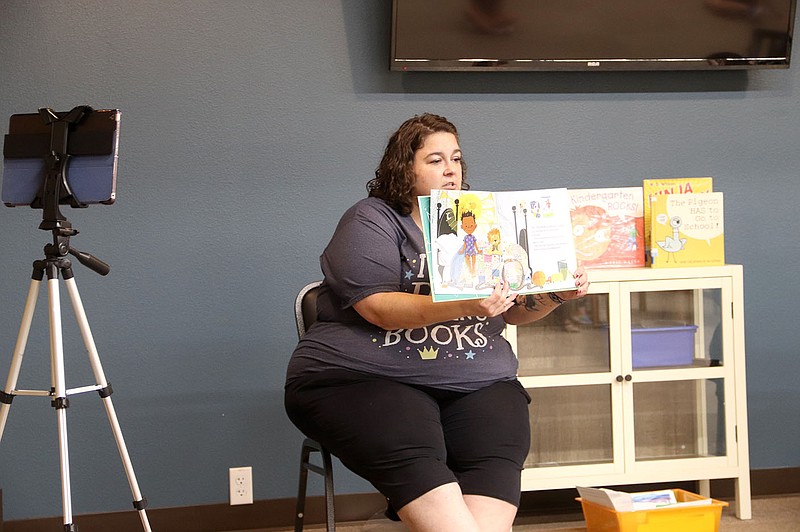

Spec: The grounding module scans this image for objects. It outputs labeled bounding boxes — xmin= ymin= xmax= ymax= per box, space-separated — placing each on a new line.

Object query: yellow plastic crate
xmin=578 ymin=489 xmax=728 ymax=532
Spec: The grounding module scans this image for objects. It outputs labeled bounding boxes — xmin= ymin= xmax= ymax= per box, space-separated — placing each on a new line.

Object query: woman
xmin=285 ymin=113 xmax=589 ymax=532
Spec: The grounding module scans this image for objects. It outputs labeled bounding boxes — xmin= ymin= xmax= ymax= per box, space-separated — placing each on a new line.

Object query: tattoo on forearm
xmin=517 ymin=292 xmax=565 ymax=312
xmin=519 ymin=294 xmax=547 ymax=312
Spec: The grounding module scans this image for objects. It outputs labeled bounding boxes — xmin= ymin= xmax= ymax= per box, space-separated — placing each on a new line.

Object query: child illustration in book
xmin=286 ymin=113 xmax=589 ymax=532
xmin=487 ymin=228 xmax=502 ymax=255
xmin=459 ymin=211 xmax=481 ymax=278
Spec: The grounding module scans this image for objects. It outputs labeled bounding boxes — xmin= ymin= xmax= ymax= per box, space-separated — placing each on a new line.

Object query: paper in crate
xmin=649 ymin=192 xmax=725 ymax=268
xmin=568 ymin=187 xmax=644 ymax=269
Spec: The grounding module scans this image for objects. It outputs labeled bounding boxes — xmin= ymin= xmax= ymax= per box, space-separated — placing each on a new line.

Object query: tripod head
xmin=1 ymin=105 xmax=115 ymax=276
xmin=40 ymin=229 xmax=110 ymax=277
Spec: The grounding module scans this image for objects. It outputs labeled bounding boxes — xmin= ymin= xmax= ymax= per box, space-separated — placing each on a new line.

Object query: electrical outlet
xmin=229 ymin=466 xmax=253 ymax=505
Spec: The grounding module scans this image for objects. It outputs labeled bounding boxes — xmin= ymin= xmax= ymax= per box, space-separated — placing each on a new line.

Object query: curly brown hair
xmin=367 ymin=113 xmax=469 ymax=215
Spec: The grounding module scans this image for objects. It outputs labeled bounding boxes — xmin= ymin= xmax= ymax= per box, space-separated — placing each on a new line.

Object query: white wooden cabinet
xmin=505 ymin=265 xmax=751 ymax=519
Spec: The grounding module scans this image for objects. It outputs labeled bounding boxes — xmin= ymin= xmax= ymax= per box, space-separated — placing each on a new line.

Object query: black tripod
xmin=0 ymin=107 xmax=151 ymax=531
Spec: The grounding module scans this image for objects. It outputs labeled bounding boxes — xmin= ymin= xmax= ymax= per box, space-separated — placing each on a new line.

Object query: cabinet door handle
xmin=625 ymin=374 xmax=632 ymax=381
xmin=616 ymin=375 xmax=624 ymax=382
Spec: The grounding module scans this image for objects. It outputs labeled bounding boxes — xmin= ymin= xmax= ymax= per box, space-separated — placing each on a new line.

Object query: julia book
xmin=422 ymin=188 xmax=578 ymax=302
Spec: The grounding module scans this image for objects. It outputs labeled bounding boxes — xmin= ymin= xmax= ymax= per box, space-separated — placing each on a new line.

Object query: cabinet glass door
xmin=624 ymin=279 xmax=733 ymax=463
xmin=633 ymin=378 xmax=726 ymax=460
xmin=526 ymin=384 xmax=614 ymax=468
xmin=628 ymin=287 xmax=724 ymax=369
xmin=514 ymin=290 xmax=618 ymax=469
xmin=515 ymin=293 xmax=612 ymax=376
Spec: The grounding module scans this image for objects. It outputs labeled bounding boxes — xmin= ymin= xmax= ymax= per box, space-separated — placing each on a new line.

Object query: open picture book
xmin=420 ymin=188 xmax=578 ymax=302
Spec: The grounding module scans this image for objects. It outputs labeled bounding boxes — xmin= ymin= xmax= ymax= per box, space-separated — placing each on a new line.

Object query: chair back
xmin=294 ymin=281 xmax=322 ymax=340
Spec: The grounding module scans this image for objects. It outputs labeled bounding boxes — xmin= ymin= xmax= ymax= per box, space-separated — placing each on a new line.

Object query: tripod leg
xmin=0 ymin=278 xmax=42 ymax=442
xmin=46 ymin=267 xmax=77 ymax=531
xmin=63 ymin=277 xmax=152 ymax=532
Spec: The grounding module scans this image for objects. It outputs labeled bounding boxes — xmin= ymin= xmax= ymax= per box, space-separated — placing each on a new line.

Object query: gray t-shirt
xmin=287 ymin=196 xmax=519 ymax=392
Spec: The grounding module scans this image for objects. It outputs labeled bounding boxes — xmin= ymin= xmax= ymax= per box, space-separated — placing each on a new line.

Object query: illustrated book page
xmin=426 ymin=188 xmax=578 ymax=302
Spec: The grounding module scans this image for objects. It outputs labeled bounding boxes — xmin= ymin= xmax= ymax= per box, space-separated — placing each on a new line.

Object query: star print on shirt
xmin=404 ymin=269 xmax=414 ymax=280
xmin=465 ymin=350 xmax=476 ymax=360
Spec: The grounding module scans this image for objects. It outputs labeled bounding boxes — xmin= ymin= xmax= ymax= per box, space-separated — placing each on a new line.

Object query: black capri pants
xmin=285 ymin=369 xmax=531 ymax=511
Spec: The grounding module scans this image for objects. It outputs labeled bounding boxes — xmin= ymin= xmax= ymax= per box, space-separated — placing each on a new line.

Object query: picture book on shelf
xmin=424 ymin=188 xmax=578 ymax=302
xmin=643 ymin=177 xmax=713 ymax=264
xmin=649 ymin=192 xmax=725 ymax=268
xmin=568 ymin=187 xmax=644 ymax=269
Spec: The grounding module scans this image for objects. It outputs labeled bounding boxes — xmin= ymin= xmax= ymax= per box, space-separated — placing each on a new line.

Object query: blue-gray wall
xmin=1 ymin=0 xmax=798 ymax=522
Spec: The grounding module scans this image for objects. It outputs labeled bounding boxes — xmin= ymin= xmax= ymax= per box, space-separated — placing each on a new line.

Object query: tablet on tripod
xmin=2 ymin=108 xmax=120 ymax=207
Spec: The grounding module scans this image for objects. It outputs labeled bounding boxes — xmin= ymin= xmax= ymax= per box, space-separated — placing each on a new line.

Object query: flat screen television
xmin=390 ymin=0 xmax=796 ymax=71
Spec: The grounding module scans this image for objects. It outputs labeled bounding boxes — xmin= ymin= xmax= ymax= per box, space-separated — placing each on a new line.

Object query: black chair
xmin=293 ymin=281 xmax=335 ymax=532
